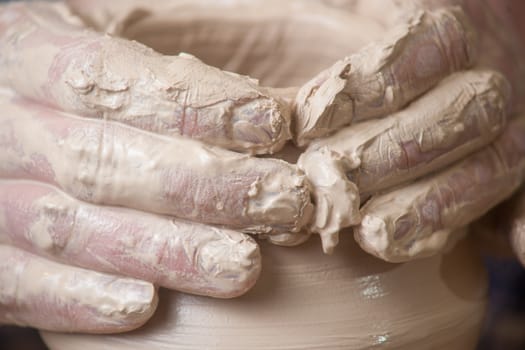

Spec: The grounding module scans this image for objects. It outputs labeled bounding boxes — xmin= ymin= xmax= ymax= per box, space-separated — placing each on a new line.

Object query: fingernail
xmin=197 ymin=231 xmax=261 ymax=298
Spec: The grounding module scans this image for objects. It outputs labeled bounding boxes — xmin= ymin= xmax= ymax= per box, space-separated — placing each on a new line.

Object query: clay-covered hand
xmin=0 ymin=1 xmax=314 ymax=333
xmin=59 ymin=0 xmax=525 ymax=260
xmin=293 ymin=0 xmax=525 ymax=261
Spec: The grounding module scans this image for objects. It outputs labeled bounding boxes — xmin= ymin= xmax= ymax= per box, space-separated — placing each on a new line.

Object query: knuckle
xmin=30 ymin=193 xmax=78 ymax=255
xmin=61 ymin=125 xmax=111 ymax=203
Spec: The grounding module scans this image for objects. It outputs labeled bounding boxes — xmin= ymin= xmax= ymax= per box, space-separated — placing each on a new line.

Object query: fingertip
xmin=194 ymin=231 xmax=261 ymax=298
xmin=353 ymin=214 xmax=391 ymax=261
xmin=230 ymin=94 xmax=291 ymax=154
xmin=92 ymin=278 xmax=159 ymax=333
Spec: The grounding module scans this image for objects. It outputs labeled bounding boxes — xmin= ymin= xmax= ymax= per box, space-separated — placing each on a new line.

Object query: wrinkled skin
xmin=0 ymin=0 xmax=524 ymax=336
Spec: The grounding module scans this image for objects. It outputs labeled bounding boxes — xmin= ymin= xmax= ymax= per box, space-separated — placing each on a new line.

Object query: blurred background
xmin=478 ymin=257 xmax=525 ymax=349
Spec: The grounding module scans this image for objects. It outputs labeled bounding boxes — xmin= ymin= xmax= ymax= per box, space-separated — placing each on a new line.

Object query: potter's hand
xmin=296 ymin=0 xmax=525 ymax=260
xmin=61 ymin=0 xmax=525 ymax=261
xmin=0 ymin=2 xmax=314 ymax=332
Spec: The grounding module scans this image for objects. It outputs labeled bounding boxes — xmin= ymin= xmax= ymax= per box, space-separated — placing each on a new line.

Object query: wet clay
xmin=42 ymin=233 xmax=487 ymax=349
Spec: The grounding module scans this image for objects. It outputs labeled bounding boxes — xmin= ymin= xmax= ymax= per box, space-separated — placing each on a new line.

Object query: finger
xmin=0 ymin=93 xmax=313 ymax=236
xmin=0 ymin=181 xmax=261 ymax=298
xmin=354 ymin=117 xmax=525 ymax=262
xmin=298 ymin=70 xmax=508 ymax=253
xmin=0 ymin=2 xmax=291 ymax=154
xmin=294 ymin=6 xmax=476 ymax=145
xmin=0 ymin=245 xmax=157 ymax=333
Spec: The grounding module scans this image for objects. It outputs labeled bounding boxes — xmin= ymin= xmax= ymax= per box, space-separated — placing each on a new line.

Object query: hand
xmin=63 ymin=0 xmax=525 ymax=261
xmin=293 ymin=0 xmax=525 ymax=260
xmin=1 ymin=0 xmax=523 ymax=334
xmin=0 ymin=1 xmax=314 ymax=333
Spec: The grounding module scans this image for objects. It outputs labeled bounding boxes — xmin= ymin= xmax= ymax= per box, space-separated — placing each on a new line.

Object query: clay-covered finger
xmin=0 ymin=181 xmax=261 ymax=298
xmin=295 ymin=6 xmax=476 ymax=145
xmin=0 ymin=245 xmax=157 ymax=333
xmin=354 ymin=117 xmax=525 ymax=262
xmin=298 ymin=70 xmax=508 ymax=253
xmin=0 ymin=92 xmax=313 ymax=236
xmin=0 ymin=2 xmax=290 ymax=154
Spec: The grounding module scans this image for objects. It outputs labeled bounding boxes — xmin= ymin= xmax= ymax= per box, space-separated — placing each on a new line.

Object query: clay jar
xmin=42 ymin=233 xmax=487 ymax=349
